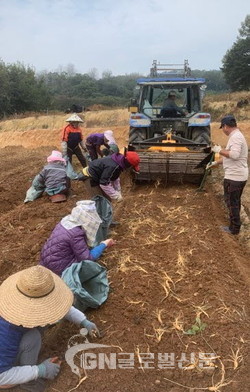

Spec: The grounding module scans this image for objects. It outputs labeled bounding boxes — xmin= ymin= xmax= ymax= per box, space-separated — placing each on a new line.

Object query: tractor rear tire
xmin=129 ymin=128 xmax=147 ymax=143
xmin=191 ymin=127 xmax=210 ymax=145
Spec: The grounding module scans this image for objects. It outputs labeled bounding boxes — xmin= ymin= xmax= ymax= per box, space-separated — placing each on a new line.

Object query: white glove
xmin=206 ymin=161 xmax=218 ymax=170
xmin=80 ymin=141 xmax=87 ymax=152
xmin=111 ymin=191 xmax=122 ymax=202
xmin=80 ymin=319 xmax=100 ymax=338
xmin=101 ymin=238 xmax=115 ymax=248
xmin=61 ymin=141 xmax=68 ymax=157
xmin=116 ymin=193 xmax=123 ymax=202
xmin=211 ymin=145 xmax=222 ymax=153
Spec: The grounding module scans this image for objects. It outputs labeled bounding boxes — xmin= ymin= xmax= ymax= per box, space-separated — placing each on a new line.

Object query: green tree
xmin=238 ymin=14 xmax=250 ymax=38
xmin=221 ymin=15 xmax=250 ymax=91
xmin=8 ymin=63 xmax=50 ymax=113
xmin=0 ymin=60 xmax=11 ymax=116
xmin=192 ymin=69 xmax=228 ymax=92
xmin=0 ymin=61 xmax=50 ymax=117
xmin=71 ymin=74 xmax=98 ymax=99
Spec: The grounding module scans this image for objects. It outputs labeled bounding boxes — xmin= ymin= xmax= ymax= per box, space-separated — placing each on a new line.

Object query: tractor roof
xmin=136 ymin=77 xmax=205 ymax=85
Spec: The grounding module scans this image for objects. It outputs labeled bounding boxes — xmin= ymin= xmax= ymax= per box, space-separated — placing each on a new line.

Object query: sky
xmin=0 ymin=0 xmax=249 ymax=77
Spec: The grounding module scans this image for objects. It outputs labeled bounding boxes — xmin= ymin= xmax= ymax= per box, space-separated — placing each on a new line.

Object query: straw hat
xmin=0 ymin=266 xmax=73 ymax=328
xmin=66 ymin=113 xmax=84 ymax=123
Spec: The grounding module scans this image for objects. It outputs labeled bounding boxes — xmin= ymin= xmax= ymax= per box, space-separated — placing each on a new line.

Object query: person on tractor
xmin=161 ymin=91 xmax=187 ymax=117
xmin=61 ymin=114 xmax=87 ymax=168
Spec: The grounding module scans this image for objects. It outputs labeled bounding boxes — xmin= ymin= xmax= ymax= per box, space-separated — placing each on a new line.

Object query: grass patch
xmin=184 ymin=316 xmax=207 ymax=335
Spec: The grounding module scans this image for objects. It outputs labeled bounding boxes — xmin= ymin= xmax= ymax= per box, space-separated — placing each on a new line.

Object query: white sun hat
xmin=104 ymin=130 xmax=117 ymax=145
xmin=61 ymin=200 xmax=102 ymax=247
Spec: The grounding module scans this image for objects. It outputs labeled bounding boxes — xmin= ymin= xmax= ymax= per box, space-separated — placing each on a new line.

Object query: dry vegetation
xmin=203 ymin=91 xmax=250 ymax=122
xmin=0 ymin=109 xmax=129 ymax=133
xmin=0 ymin=91 xmax=249 ymax=147
xmin=0 ymin=91 xmax=250 ymax=392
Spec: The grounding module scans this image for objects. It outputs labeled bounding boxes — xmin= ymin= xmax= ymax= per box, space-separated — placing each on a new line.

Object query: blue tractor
xmin=128 ymin=60 xmax=211 ymax=184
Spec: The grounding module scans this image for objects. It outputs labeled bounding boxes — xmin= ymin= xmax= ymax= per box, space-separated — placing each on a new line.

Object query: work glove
xmin=80 ymin=141 xmax=87 ymax=152
xmin=116 ymin=191 xmax=122 ymax=200
xmin=113 ymin=192 xmax=122 ymax=202
xmin=37 ymin=358 xmax=61 ymax=380
xmin=86 ymin=154 xmax=92 ymax=162
xmin=80 ymin=319 xmax=100 ymax=338
xmin=211 ymin=145 xmax=222 ymax=153
xmin=206 ymin=161 xmax=218 ymax=170
xmin=61 ymin=141 xmax=68 ymax=158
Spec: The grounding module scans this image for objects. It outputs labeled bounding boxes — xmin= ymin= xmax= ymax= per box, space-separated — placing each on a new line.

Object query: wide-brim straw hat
xmin=66 ymin=113 xmax=84 ymax=123
xmin=0 ymin=266 xmax=73 ymax=328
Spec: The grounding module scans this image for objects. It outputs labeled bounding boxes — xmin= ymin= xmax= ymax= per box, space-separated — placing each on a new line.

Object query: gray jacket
xmin=37 ymin=162 xmax=68 ymax=195
xmin=162 ymin=98 xmax=186 ymax=116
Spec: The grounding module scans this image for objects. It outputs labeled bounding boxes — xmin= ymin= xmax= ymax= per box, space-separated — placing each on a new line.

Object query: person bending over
xmin=0 ymin=266 xmax=100 ymax=391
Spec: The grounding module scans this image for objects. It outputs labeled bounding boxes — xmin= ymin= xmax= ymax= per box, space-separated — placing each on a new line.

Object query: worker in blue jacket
xmin=0 ymin=266 xmax=99 ymax=390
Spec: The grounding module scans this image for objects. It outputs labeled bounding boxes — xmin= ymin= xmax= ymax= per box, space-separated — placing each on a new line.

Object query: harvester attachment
xmin=129 ymin=133 xmax=210 ymax=185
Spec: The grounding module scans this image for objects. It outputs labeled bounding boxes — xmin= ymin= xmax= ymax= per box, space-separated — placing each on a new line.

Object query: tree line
xmin=0 ymin=15 xmax=248 ymax=118
xmin=0 ymin=63 xmax=229 ymax=118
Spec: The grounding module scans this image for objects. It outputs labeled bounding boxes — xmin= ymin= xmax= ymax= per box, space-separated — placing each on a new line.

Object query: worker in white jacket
xmin=207 ymin=115 xmax=248 ymax=234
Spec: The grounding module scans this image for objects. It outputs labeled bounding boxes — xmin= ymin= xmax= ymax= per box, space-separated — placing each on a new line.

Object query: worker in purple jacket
xmin=0 ymin=266 xmax=99 ymax=390
xmin=40 ymin=200 xmax=114 ymax=276
xmin=85 ymin=131 xmax=114 ymax=160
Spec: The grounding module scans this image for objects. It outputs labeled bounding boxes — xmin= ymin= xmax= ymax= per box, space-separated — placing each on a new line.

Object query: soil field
xmin=0 ymin=114 xmax=250 ymax=392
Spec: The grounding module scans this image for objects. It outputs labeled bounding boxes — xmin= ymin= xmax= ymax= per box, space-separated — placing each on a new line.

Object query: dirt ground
xmin=0 ymin=119 xmax=250 ymax=392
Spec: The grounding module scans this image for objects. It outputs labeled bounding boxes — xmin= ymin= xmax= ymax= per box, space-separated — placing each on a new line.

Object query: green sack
xmin=92 ymin=195 xmax=113 ymax=245
xmin=62 ymin=260 xmax=109 ymax=311
xmin=24 ymin=174 xmax=45 ymax=203
xmin=66 ymin=160 xmax=80 ymax=180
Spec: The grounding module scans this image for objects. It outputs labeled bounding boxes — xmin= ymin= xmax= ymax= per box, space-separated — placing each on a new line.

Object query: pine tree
xmin=221 ymin=15 xmax=250 ymax=91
